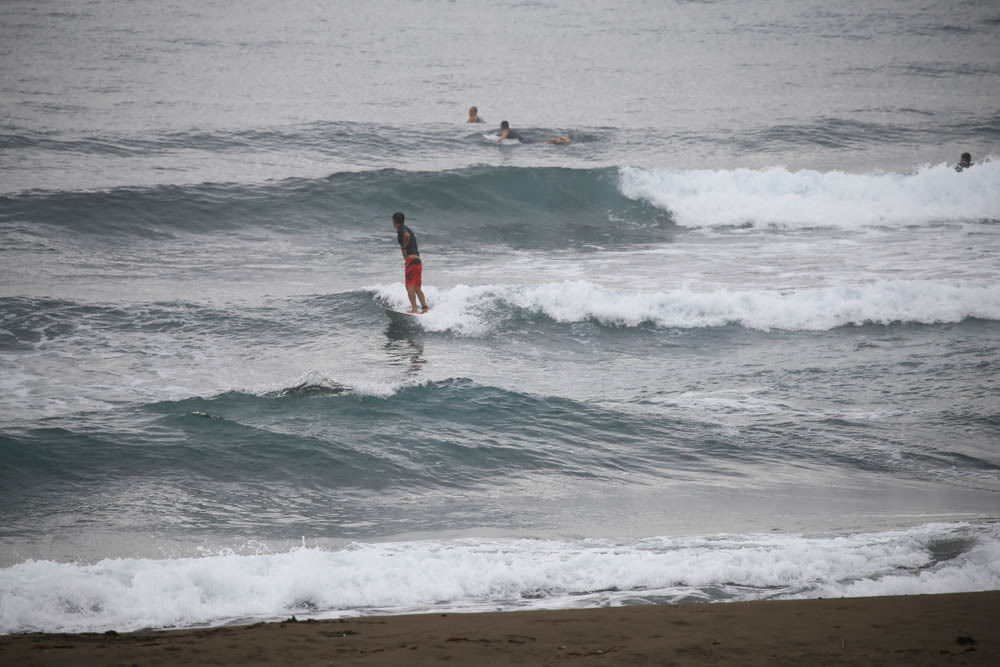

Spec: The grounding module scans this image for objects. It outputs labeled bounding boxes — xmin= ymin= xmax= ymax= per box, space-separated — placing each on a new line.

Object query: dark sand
xmin=2 ymin=591 xmax=996 ymax=666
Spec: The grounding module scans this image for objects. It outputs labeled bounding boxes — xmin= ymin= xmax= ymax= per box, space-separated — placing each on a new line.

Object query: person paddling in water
xmin=392 ymin=212 xmax=429 ymax=314
xmin=497 ymin=120 xmax=571 ymax=144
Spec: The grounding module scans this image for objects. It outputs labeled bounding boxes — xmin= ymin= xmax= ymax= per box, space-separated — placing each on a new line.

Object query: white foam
xmin=374 ymin=279 xmax=1000 ymax=334
xmin=372 ymin=283 xmax=498 ymax=336
xmin=618 ymin=161 xmax=1000 ymax=229
xmin=806 ymin=536 xmax=1000 ymax=598
xmin=1 ymin=523 xmax=996 ymax=634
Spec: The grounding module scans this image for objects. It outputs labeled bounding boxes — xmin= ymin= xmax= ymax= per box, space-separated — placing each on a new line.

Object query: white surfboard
xmin=384 ymin=308 xmax=427 ymax=323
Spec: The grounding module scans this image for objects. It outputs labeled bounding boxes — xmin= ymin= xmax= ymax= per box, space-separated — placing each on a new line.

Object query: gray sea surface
xmin=1 ymin=0 xmax=998 ymax=636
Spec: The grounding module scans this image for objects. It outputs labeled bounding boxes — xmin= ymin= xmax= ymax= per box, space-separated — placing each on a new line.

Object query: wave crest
xmin=374 ymin=279 xmax=1000 ymax=334
xmin=619 ymin=161 xmax=1000 ymax=229
xmin=2 ymin=523 xmax=995 ymax=634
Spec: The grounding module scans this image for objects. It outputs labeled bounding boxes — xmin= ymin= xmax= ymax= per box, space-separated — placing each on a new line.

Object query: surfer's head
xmin=392 ymin=211 xmax=405 ymax=227
xmin=960 ymin=152 xmax=972 ymax=165
xmin=500 ymin=120 xmax=510 ymax=130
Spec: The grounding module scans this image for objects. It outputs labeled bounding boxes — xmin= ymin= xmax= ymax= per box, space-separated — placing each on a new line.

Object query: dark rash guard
xmin=396 ymin=224 xmax=419 ymax=256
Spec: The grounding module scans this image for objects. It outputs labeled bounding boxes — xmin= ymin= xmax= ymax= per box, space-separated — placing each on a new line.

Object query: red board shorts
xmin=405 ymin=257 xmax=422 ymax=289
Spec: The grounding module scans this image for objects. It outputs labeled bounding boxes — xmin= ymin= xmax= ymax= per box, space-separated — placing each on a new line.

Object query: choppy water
xmin=1 ymin=0 xmax=999 ymax=635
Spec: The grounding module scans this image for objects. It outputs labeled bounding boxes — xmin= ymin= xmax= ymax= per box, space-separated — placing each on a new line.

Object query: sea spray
xmin=619 ymin=161 xmax=1000 ymax=228
xmin=2 ymin=523 xmax=996 ymax=634
xmin=373 ymin=279 xmax=1000 ymax=334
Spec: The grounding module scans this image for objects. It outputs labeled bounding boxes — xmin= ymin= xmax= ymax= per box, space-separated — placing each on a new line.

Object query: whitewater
xmin=2 ymin=0 xmax=999 ymax=637
xmin=619 ymin=162 xmax=1000 ymax=229
xmin=3 ymin=524 xmax=999 ymax=634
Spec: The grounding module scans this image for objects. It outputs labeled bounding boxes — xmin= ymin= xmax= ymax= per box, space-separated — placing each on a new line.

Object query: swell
xmin=4 ymin=159 xmax=997 ymax=247
xmin=0 ymin=166 xmax=673 ymax=247
xmin=4 ymin=377 xmax=997 ymax=499
xmin=0 ymin=379 xmax=730 ymax=496
xmin=730 ymin=110 xmax=998 ymax=149
xmin=2 ymin=109 xmax=997 ymax=157
xmin=4 ymin=278 xmax=998 ymax=358
xmin=0 ymin=122 xmax=473 ymax=157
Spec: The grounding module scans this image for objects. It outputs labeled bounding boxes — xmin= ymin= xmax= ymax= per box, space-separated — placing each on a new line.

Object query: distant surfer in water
xmin=497 ymin=120 xmax=571 ymax=144
xmin=466 ymin=106 xmax=484 ymax=123
xmin=392 ymin=212 xmax=429 ymax=314
xmin=955 ymin=152 xmax=973 ymax=172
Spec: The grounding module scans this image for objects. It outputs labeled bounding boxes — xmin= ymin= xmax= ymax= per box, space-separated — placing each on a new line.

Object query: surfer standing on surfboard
xmin=392 ymin=212 xmax=429 ymax=314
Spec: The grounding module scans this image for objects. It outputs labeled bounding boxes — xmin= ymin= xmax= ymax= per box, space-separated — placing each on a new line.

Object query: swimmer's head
xmin=500 ymin=120 xmax=510 ymax=129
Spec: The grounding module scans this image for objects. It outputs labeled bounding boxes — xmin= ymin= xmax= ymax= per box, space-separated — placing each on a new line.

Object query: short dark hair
xmin=961 ymin=152 xmax=971 ymax=162
xmin=500 ymin=120 xmax=509 ymax=129
xmin=392 ymin=212 xmax=405 ymax=225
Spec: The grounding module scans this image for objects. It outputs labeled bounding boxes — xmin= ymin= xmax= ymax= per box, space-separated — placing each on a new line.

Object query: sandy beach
xmin=2 ymin=591 xmax=996 ymax=666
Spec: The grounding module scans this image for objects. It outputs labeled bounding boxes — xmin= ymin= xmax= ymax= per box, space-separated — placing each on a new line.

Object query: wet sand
xmin=2 ymin=591 xmax=996 ymax=666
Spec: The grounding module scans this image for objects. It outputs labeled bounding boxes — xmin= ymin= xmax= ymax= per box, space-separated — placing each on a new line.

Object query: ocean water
xmin=2 ymin=0 xmax=999 ymax=635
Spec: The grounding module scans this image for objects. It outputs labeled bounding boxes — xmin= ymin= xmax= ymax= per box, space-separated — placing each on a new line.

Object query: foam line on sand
xmin=2 ymin=591 xmax=997 ymax=666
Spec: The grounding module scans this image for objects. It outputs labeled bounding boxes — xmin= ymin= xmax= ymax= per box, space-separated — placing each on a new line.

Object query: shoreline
xmin=2 ymin=591 xmax=996 ymax=666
